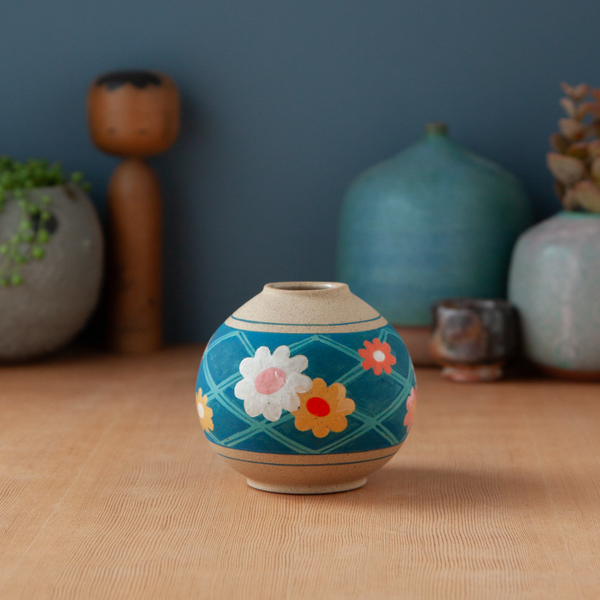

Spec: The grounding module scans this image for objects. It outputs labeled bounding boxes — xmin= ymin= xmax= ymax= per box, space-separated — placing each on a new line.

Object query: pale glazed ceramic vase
xmin=195 ymin=282 xmax=416 ymax=494
xmin=508 ymin=212 xmax=600 ymax=378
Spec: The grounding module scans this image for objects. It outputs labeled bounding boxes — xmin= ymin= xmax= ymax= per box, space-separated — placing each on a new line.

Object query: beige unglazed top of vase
xmin=224 ymin=282 xmax=388 ymax=334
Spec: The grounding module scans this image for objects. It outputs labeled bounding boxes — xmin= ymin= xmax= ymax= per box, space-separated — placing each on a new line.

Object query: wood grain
xmin=0 ymin=347 xmax=599 ymax=599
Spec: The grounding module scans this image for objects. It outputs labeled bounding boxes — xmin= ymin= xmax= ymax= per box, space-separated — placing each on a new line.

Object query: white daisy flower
xmin=234 ymin=345 xmax=312 ymax=422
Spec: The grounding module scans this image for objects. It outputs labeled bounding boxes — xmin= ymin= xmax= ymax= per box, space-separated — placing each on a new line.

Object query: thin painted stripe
xmin=213 ymin=450 xmax=398 ymax=467
xmin=229 ymin=315 xmax=383 ymax=327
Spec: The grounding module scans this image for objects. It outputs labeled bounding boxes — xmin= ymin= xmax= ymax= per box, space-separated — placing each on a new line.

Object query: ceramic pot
xmin=337 ymin=123 xmax=532 ymax=363
xmin=508 ymin=212 xmax=600 ymax=378
xmin=430 ymin=298 xmax=517 ymax=382
xmin=195 ymin=282 xmax=416 ymax=494
xmin=0 ymin=184 xmax=103 ymax=361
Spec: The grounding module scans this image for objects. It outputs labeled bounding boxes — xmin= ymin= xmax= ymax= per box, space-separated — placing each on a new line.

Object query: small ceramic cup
xmin=429 ymin=298 xmax=517 ymax=382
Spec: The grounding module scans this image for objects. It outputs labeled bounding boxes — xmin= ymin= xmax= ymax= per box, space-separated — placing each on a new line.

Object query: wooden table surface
xmin=1 ymin=346 xmax=599 ymax=599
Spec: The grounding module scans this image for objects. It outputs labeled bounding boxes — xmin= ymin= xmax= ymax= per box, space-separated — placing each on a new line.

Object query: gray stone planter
xmin=0 ymin=184 xmax=103 ymax=361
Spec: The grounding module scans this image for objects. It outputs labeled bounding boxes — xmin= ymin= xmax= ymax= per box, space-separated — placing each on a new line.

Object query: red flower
xmin=358 ymin=338 xmax=396 ymax=375
xmin=403 ymin=387 xmax=416 ymax=431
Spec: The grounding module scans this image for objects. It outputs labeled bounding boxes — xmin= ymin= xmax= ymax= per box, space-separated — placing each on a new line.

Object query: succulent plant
xmin=0 ymin=157 xmax=90 ymax=286
xmin=547 ymin=83 xmax=600 ymax=213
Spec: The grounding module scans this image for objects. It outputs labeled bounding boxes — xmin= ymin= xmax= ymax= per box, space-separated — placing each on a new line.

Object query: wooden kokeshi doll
xmin=87 ymin=70 xmax=180 ymax=353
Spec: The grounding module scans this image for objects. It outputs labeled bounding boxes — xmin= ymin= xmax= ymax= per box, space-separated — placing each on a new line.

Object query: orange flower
xmin=196 ymin=388 xmax=214 ymax=432
xmin=403 ymin=387 xmax=416 ymax=431
xmin=292 ymin=378 xmax=355 ymax=438
xmin=358 ymin=338 xmax=396 ymax=375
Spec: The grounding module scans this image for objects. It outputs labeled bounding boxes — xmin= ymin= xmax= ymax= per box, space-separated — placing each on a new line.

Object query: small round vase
xmin=195 ymin=282 xmax=416 ymax=494
xmin=508 ymin=212 xmax=600 ymax=378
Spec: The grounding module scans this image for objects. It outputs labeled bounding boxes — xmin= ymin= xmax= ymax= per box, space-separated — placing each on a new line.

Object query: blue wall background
xmin=1 ymin=0 xmax=597 ymax=341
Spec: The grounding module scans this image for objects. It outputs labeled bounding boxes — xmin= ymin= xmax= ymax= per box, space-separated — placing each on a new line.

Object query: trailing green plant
xmin=0 ymin=156 xmax=91 ymax=287
xmin=547 ymin=82 xmax=600 ymax=213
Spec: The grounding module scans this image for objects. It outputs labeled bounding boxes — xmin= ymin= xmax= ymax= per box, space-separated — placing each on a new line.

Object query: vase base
xmin=209 ymin=442 xmax=400 ymax=494
xmin=537 ymin=364 xmax=600 ymax=381
xmin=247 ymin=477 xmax=368 ymax=495
xmin=441 ymin=363 xmax=503 ymax=383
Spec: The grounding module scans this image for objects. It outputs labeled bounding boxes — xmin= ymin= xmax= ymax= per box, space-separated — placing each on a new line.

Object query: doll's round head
xmin=87 ymin=70 xmax=180 ymax=157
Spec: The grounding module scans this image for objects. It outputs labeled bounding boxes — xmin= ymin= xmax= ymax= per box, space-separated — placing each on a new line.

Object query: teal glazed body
xmin=508 ymin=212 xmax=600 ymax=378
xmin=337 ymin=123 xmax=533 ymax=326
xmin=195 ymin=282 xmax=416 ymax=494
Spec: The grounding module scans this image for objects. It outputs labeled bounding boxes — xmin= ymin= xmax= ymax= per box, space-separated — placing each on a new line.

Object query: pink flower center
xmin=255 ymin=367 xmax=287 ymax=395
xmin=306 ymin=396 xmax=331 ymax=417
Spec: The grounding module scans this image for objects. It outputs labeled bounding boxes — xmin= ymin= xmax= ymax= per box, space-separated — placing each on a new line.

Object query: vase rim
xmin=265 ymin=281 xmax=347 ymax=293
xmin=432 ymin=297 xmax=512 ymax=312
xmin=558 ymin=210 xmax=600 ymax=218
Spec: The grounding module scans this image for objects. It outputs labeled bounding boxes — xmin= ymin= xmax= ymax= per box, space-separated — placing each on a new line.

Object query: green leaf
xmin=0 ymin=155 xmax=86 ymax=286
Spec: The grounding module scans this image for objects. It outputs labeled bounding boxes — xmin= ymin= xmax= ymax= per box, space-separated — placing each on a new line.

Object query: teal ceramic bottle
xmin=337 ymin=123 xmax=533 ymax=335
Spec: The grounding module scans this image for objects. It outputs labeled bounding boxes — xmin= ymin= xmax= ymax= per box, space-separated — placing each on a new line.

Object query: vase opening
xmin=266 ymin=282 xmax=346 ymax=292
xmin=425 ymin=122 xmax=448 ymax=137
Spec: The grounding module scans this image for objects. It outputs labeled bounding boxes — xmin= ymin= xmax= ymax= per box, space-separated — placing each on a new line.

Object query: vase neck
xmin=559 ymin=210 xmax=600 ymax=219
xmin=225 ymin=281 xmax=387 ymax=334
